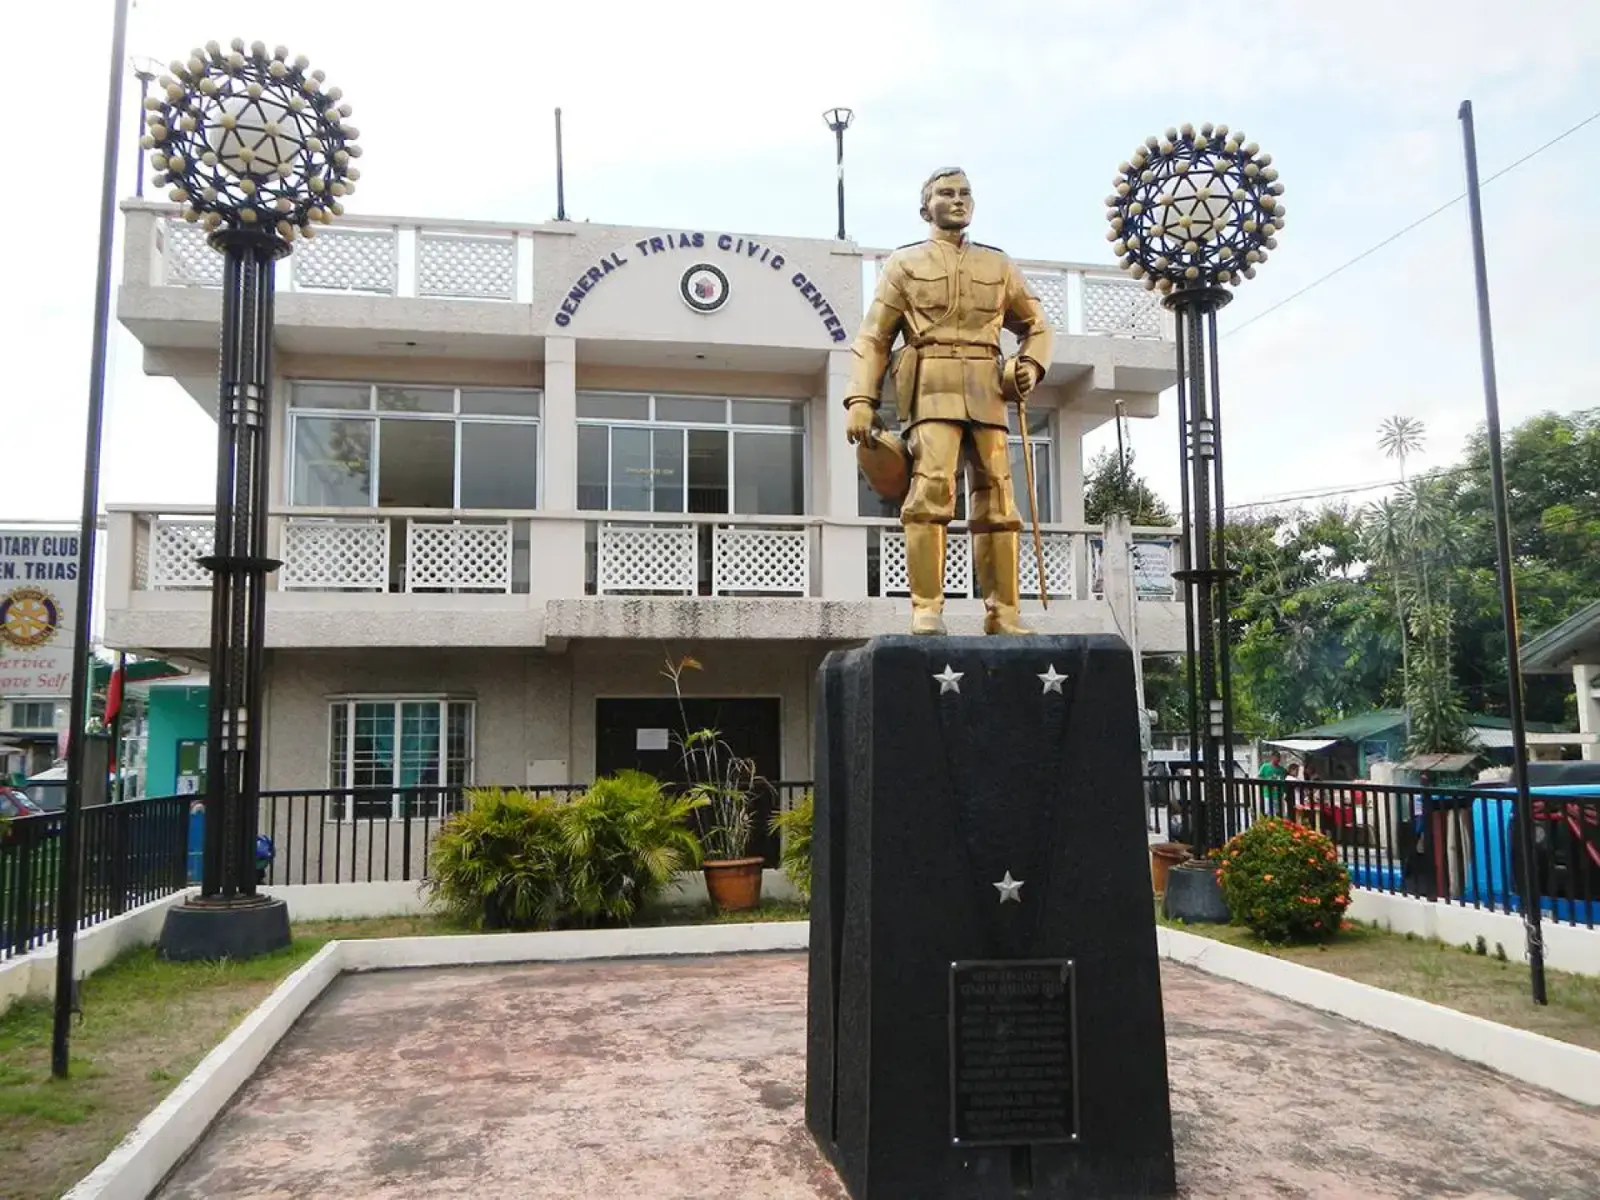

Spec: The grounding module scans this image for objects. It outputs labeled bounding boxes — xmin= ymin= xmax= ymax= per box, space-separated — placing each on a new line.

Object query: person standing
xmin=1259 ymin=750 xmax=1287 ymax=817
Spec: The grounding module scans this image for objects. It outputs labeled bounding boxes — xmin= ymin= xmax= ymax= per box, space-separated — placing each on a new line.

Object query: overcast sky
xmin=6 ymin=0 xmax=1599 ymax=523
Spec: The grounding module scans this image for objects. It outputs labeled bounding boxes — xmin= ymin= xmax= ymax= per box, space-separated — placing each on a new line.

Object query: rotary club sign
xmin=0 ymin=529 xmax=79 ymax=698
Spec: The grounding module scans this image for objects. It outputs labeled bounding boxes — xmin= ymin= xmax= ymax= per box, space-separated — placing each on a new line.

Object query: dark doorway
xmin=595 ymin=697 xmax=782 ymax=866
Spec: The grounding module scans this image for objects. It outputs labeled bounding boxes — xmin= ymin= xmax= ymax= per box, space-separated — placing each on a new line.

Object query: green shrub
xmin=1215 ymin=818 xmax=1351 ymax=944
xmin=425 ymin=788 xmax=568 ymax=930
xmin=560 ymin=770 xmax=705 ymax=924
xmin=425 ymin=774 xmax=706 ymax=930
xmin=769 ymin=792 xmax=813 ymax=901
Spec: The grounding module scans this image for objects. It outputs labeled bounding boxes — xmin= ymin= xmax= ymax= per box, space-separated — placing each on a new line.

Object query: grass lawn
xmin=1162 ymin=912 xmax=1600 ymax=1053
xmin=0 ymin=898 xmax=808 ymax=1199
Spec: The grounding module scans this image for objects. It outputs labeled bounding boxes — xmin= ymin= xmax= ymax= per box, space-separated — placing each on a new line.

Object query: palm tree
xmin=1378 ymin=415 xmax=1426 ymax=482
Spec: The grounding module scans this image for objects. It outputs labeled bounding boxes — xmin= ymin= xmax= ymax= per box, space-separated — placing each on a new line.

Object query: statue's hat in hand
xmin=856 ymin=428 xmax=911 ymax=506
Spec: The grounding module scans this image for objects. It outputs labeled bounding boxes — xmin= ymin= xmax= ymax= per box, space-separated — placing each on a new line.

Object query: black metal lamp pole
xmin=1458 ymin=99 xmax=1547 ymax=1005
xmin=144 ymin=38 xmax=362 ymax=959
xmin=131 ymin=59 xmax=157 ymax=198
xmin=199 ymin=227 xmax=286 ymax=903
xmin=1105 ymin=122 xmax=1285 ymax=864
xmin=823 ymin=107 xmax=853 ymax=241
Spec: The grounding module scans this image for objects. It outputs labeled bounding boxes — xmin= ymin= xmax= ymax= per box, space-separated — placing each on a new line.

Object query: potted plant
xmin=664 ymin=654 xmax=765 ymax=912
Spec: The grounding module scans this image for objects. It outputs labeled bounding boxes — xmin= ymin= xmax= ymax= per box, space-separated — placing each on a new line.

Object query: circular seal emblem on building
xmin=679 ymin=263 xmax=730 ymax=314
xmin=0 ymin=586 xmax=61 ymax=649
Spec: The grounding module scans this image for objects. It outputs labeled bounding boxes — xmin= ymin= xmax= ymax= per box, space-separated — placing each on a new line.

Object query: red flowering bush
xmin=1214 ymin=818 xmax=1351 ymax=944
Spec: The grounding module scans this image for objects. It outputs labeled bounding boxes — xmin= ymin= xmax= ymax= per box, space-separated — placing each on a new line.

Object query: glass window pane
xmin=577 ymin=425 xmax=609 ymax=509
xmin=687 ymin=429 xmax=729 ymax=513
xmin=351 ymin=702 xmax=395 ymax=790
xmin=652 ymin=428 xmax=684 ymax=513
xmin=610 ymin=426 xmax=652 ymax=512
xmin=292 ymin=382 xmax=370 ymax=410
xmin=734 ymin=431 xmax=803 ymax=515
xmin=328 ymin=703 xmax=348 ymax=789
xmin=657 ymin=396 xmax=726 ymax=424
xmin=446 ymin=703 xmax=474 ymax=788
xmin=398 ymin=702 xmax=441 ymax=787
xmin=377 ymin=419 xmax=455 ymax=507
xmin=377 ymin=386 xmax=454 ymax=414
xmin=460 ymin=422 xmax=538 ymax=509
xmin=731 ymin=399 xmax=804 ymax=427
xmin=460 ymin=388 xmax=539 ymax=417
xmin=1007 ymin=441 xmax=1052 ymax=524
xmin=858 ymin=468 xmax=899 ymax=519
xmin=292 ymin=417 xmax=372 ymax=506
xmin=577 ymin=392 xmax=647 ymax=420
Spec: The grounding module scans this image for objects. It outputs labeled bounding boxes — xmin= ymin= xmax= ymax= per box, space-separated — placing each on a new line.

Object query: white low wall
xmin=0 ymin=891 xmax=194 ymax=1017
xmin=264 ymin=869 xmax=801 ymax=923
xmin=1348 ymin=890 xmax=1600 ymax=977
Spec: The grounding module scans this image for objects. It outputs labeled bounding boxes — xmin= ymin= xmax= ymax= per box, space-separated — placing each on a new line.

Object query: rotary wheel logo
xmin=0 ymin=586 xmax=61 ymax=649
xmin=679 ymin=263 xmax=730 ymax=313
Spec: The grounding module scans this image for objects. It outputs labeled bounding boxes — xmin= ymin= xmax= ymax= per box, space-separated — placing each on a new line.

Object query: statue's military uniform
xmin=845 ymin=236 xmax=1054 ymax=633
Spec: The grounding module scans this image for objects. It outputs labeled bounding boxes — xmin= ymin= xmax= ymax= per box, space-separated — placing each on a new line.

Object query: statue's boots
xmin=976 ymin=530 xmax=1034 ymax=636
xmin=905 ymin=523 xmax=949 ymax=636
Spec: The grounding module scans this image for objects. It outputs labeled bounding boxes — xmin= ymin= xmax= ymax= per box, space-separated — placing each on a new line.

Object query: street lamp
xmin=129 ymin=56 xmax=161 ymax=197
xmin=823 ymin=107 xmax=854 ymax=241
xmin=151 ymin=39 xmax=362 ymax=960
xmin=1104 ymin=123 xmax=1286 ymax=905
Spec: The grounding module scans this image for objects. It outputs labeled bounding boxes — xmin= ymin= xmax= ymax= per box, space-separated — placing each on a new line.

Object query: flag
xmin=105 ymin=656 xmax=125 ymax=726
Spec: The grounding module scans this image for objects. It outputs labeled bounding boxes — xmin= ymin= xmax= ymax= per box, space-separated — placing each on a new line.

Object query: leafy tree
xmin=1084 ymin=447 xmax=1175 ymax=525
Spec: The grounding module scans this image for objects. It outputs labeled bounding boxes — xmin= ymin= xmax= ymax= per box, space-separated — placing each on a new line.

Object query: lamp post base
xmin=157 ymin=896 xmax=291 ymax=962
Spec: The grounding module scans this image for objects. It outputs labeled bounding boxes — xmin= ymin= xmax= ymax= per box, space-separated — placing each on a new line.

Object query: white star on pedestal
xmin=1038 ymin=665 xmax=1067 ymax=694
xmin=933 ymin=664 xmax=964 ymax=694
xmin=993 ymin=871 xmax=1024 ymax=903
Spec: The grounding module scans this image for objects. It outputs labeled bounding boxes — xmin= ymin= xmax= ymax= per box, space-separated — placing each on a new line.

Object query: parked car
xmin=0 ymin=787 xmax=45 ymax=819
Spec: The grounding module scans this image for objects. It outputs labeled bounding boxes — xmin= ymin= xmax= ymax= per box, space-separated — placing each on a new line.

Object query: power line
xmin=1222 ymin=108 xmax=1600 ymax=339
xmin=1226 ymin=462 xmax=1487 ymax=512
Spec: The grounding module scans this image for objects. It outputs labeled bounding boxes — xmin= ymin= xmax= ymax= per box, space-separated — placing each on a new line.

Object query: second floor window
xmin=289 ymin=383 xmax=541 ymax=510
xmin=576 ymin=392 xmax=807 ymax=516
xmin=8 ymin=701 xmax=55 ymax=730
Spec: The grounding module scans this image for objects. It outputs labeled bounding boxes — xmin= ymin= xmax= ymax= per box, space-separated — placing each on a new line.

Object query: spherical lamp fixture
xmin=142 ymin=39 xmax=360 ymax=244
xmin=1104 ymin=122 xmax=1284 ymax=296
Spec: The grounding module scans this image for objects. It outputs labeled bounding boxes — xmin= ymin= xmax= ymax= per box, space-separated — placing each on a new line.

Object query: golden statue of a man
xmin=845 ymin=167 xmax=1055 ymax=635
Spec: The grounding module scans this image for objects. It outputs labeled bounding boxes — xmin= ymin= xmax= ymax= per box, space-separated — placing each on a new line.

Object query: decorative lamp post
xmin=151 ymin=39 xmax=361 ymax=960
xmin=1104 ymin=123 xmax=1285 ymax=886
xmin=823 ymin=107 xmax=854 ymax=240
xmin=129 ymin=57 xmax=161 ymax=197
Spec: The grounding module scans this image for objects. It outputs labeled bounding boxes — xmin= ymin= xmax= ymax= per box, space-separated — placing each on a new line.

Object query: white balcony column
xmin=104 ymin=511 xmax=135 ymax=610
xmin=820 ymin=349 xmax=867 ymax=599
xmin=1056 ymin=410 xmax=1087 ymax=596
xmin=1577 ymin=664 xmax=1600 ymax=763
xmin=1100 ymin=511 xmax=1135 ymax=627
xmin=543 ymin=336 xmax=578 ymax=510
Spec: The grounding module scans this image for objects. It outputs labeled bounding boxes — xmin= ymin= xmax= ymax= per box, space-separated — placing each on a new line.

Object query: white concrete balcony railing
xmin=154 ymin=216 xmax=530 ymax=303
xmin=592 ymin=517 xmax=815 ymax=598
xmin=862 ymin=250 xmax=1174 ymax=342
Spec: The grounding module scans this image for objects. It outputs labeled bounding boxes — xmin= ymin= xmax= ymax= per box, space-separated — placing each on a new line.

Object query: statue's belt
xmin=911 ymin=342 xmax=1001 ymax=360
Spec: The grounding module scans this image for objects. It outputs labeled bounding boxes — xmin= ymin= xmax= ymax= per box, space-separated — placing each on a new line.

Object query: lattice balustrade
xmin=405 ymin=522 xmax=512 ymax=592
xmin=282 ymin=521 xmax=390 ymax=591
xmin=1022 ymin=270 xmax=1069 ymax=330
xmin=1020 ymin=533 xmax=1077 ymax=599
xmin=712 ymin=527 xmax=809 ymax=596
xmin=292 ymin=228 xmax=397 ymax=294
xmin=163 ymin=220 xmax=223 ymax=287
xmin=149 ymin=519 xmax=214 ymax=590
xmin=877 ymin=529 xmax=974 ymax=598
xmin=1082 ymin=276 xmax=1165 ymax=338
xmin=418 ymin=233 xmax=517 ymax=300
xmin=133 ymin=522 xmax=150 ymax=589
xmin=597 ymin=525 xmax=697 ymax=595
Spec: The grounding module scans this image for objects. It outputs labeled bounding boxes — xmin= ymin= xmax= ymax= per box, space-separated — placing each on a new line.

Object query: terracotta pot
xmin=1150 ymin=842 xmax=1191 ymax=896
xmin=703 ymin=857 xmax=765 ymax=911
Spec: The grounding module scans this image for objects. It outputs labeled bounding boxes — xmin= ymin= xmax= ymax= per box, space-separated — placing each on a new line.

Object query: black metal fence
xmin=1 ymin=795 xmax=189 ymax=960
xmin=1145 ymin=773 xmax=1600 ymax=928
xmin=256 ymin=780 xmax=814 ymax=886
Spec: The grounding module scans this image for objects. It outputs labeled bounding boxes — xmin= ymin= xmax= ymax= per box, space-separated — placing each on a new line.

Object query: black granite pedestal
xmin=807 ymin=635 xmax=1176 ymax=1199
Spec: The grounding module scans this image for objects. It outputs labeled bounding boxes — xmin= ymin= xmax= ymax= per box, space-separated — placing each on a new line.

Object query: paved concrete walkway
xmin=159 ymin=953 xmax=1600 ymax=1199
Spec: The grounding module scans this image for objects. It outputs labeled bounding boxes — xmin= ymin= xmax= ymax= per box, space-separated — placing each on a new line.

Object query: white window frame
xmin=287 ymin=381 xmax=544 ymax=510
xmin=575 ymin=390 xmax=811 ymax=516
xmin=326 ymin=695 xmax=476 ymax=821
xmin=9 ymin=701 xmax=56 ymax=730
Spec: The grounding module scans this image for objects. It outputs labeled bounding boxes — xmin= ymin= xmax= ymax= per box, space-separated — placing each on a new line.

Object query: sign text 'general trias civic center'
xmin=553 ymin=231 xmax=852 ymax=342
